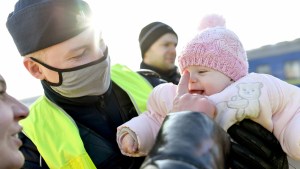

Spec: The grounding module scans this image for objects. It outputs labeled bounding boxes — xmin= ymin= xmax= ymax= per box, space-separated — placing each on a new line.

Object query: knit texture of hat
xmin=139 ymin=22 xmax=178 ymax=58
xmin=178 ymin=14 xmax=248 ymax=81
xmin=6 ymin=0 xmax=91 ymax=56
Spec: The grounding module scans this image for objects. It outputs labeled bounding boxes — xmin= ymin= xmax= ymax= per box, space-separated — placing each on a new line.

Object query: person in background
xmin=0 ymin=74 xmax=29 ymax=169
xmin=138 ymin=22 xmax=181 ymax=84
xmin=117 ymin=14 xmax=290 ymax=169
xmin=6 ymin=0 xmax=163 ymax=168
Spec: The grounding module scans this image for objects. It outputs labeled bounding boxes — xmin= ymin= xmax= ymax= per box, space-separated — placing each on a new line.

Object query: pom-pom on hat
xmin=178 ymin=14 xmax=248 ymax=81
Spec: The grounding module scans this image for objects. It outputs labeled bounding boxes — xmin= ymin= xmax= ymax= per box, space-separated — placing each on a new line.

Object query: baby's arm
xmin=208 ymin=73 xmax=274 ymax=131
xmin=117 ymin=113 xmax=159 ymax=157
xmin=267 ymin=74 xmax=300 ymax=160
xmin=280 ymin=112 xmax=300 ymax=160
xmin=117 ymin=83 xmax=177 ymax=157
xmin=210 ymin=73 xmax=300 ymax=160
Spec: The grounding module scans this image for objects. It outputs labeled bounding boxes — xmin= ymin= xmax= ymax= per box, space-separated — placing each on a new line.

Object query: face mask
xmin=30 ymin=49 xmax=111 ymax=98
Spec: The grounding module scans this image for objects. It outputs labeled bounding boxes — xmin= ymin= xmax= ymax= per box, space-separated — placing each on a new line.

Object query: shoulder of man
xmin=137 ymin=69 xmax=167 ymax=87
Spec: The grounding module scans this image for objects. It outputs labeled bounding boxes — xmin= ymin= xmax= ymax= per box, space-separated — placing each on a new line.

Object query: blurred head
xmin=7 ymin=0 xmax=110 ymax=98
xmin=0 ymin=74 xmax=29 ymax=169
xmin=139 ymin=22 xmax=178 ymax=71
xmin=178 ymin=14 xmax=248 ymax=84
xmin=141 ymin=111 xmax=230 ymax=169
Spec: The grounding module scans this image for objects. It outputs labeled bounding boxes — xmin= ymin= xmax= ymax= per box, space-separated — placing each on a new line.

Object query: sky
xmin=1 ymin=0 xmax=300 ymax=100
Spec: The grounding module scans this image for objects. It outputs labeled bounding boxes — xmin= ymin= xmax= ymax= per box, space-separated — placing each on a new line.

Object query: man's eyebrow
xmin=64 ymin=44 xmax=88 ymax=58
xmin=68 ymin=44 xmax=88 ymax=53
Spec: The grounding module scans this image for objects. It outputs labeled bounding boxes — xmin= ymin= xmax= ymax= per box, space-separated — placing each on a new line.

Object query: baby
xmin=117 ymin=14 xmax=300 ymax=161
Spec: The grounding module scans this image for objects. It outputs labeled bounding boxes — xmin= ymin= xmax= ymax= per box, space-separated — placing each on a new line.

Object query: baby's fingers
xmin=122 ymin=134 xmax=138 ymax=154
xmin=176 ymin=70 xmax=190 ymax=97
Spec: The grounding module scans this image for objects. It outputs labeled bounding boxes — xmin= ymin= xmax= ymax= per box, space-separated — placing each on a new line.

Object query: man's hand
xmin=228 ymin=119 xmax=288 ymax=169
xmin=172 ymin=71 xmax=216 ymax=118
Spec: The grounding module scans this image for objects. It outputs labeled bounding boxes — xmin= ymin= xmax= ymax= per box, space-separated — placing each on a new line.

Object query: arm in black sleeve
xmin=19 ymin=132 xmax=48 ymax=169
xmin=228 ymin=119 xmax=288 ymax=169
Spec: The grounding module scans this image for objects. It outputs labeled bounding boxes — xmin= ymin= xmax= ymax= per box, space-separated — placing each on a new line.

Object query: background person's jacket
xmin=140 ymin=61 xmax=180 ymax=85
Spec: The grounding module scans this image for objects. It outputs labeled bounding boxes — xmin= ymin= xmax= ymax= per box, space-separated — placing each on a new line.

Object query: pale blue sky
xmin=1 ymin=0 xmax=300 ymax=100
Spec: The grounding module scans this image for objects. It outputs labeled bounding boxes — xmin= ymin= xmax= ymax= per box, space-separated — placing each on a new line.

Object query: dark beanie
xmin=6 ymin=0 xmax=91 ymax=56
xmin=139 ymin=22 xmax=178 ymax=58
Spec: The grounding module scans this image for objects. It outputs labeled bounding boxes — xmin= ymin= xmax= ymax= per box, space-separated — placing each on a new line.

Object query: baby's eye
xmin=198 ymin=70 xmax=207 ymax=74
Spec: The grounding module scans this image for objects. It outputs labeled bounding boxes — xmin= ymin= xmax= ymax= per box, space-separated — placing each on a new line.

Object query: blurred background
xmin=1 ymin=0 xmax=300 ymax=100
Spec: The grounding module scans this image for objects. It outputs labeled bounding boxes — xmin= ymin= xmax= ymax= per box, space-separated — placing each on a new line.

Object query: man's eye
xmin=0 ymin=82 xmax=6 ymax=94
xmin=73 ymin=49 xmax=87 ymax=60
xmin=0 ymin=90 xmax=4 ymax=95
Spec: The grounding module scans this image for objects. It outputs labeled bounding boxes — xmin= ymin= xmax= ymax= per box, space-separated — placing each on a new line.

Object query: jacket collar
xmin=41 ymin=80 xmax=112 ymax=106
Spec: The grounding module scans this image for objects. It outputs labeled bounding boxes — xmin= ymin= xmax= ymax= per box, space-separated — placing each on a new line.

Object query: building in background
xmin=247 ymin=38 xmax=300 ymax=87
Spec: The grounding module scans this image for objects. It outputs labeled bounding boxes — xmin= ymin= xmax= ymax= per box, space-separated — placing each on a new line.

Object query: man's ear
xmin=23 ymin=57 xmax=45 ymax=80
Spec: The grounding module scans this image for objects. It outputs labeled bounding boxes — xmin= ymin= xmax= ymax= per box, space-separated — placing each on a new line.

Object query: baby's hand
xmin=120 ymin=133 xmax=138 ymax=154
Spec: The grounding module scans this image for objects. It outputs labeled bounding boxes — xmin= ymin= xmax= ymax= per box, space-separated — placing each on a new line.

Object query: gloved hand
xmin=228 ymin=119 xmax=289 ymax=169
xmin=141 ymin=111 xmax=231 ymax=169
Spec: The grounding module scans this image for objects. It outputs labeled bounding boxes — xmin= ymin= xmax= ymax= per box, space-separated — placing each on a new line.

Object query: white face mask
xmin=31 ymin=49 xmax=111 ymax=98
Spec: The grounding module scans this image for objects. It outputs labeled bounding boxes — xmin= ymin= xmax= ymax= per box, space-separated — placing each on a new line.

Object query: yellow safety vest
xmin=111 ymin=64 xmax=153 ymax=114
xmin=20 ymin=64 xmax=153 ymax=169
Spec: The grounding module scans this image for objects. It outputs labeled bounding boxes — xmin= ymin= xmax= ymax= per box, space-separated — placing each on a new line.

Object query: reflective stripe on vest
xmin=111 ymin=64 xmax=153 ymax=114
xmin=20 ymin=64 xmax=153 ymax=168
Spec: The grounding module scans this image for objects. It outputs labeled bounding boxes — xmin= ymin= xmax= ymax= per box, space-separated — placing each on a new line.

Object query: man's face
xmin=144 ymin=33 xmax=178 ymax=71
xmin=33 ymin=28 xmax=105 ymax=84
xmin=0 ymin=74 xmax=29 ymax=169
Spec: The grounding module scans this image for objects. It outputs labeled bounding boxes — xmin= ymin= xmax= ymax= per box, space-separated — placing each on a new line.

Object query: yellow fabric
xmin=20 ymin=64 xmax=153 ymax=168
xmin=111 ymin=64 xmax=153 ymax=114
xmin=20 ymin=96 xmax=96 ymax=169
xmin=61 ymin=153 xmax=96 ymax=169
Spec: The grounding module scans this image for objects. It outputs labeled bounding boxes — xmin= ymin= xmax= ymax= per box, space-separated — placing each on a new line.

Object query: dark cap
xmin=6 ymin=0 xmax=92 ymax=56
xmin=139 ymin=22 xmax=177 ymax=58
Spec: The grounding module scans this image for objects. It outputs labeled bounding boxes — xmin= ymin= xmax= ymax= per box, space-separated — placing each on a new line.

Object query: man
xmin=139 ymin=22 xmax=181 ymax=84
xmin=0 ymin=74 xmax=29 ymax=169
xmin=7 ymin=0 xmax=152 ymax=168
xmin=6 ymin=0 xmax=287 ymax=168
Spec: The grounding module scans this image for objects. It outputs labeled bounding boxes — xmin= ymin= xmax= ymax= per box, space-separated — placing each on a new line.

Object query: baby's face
xmin=186 ymin=65 xmax=233 ymax=96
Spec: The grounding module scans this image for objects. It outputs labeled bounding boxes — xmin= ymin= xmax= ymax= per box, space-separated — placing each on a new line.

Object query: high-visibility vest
xmin=20 ymin=64 xmax=153 ymax=169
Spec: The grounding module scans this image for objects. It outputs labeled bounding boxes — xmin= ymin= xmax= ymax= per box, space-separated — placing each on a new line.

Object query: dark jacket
xmin=140 ymin=61 xmax=181 ymax=85
xmin=20 ymin=72 xmax=165 ymax=169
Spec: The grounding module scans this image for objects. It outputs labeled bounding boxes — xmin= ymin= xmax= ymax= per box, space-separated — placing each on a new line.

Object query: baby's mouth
xmin=189 ymin=90 xmax=204 ymax=95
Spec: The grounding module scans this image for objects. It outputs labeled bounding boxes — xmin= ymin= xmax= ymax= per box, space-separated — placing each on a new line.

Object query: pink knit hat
xmin=178 ymin=14 xmax=248 ymax=81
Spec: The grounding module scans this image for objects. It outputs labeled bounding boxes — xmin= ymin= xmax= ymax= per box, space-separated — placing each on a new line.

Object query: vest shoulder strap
xmin=111 ymin=64 xmax=153 ymax=114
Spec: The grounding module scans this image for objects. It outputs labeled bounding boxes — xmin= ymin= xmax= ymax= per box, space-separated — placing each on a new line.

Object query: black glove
xmin=141 ymin=111 xmax=231 ymax=169
xmin=228 ymin=119 xmax=289 ymax=169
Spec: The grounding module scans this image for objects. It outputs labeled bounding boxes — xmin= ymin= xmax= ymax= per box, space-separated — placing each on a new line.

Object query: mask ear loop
xmin=30 ymin=57 xmax=63 ymax=86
